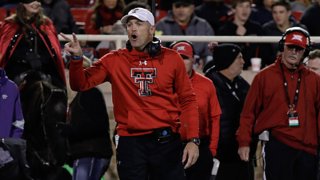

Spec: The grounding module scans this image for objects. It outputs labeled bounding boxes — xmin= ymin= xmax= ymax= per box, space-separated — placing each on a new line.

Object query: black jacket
xmin=64 ymin=87 xmax=112 ymax=160
xmin=206 ymin=71 xmax=249 ymax=162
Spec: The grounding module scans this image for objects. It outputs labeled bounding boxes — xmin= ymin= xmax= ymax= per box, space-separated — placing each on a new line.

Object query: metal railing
xmin=59 ymin=35 xmax=320 ymax=50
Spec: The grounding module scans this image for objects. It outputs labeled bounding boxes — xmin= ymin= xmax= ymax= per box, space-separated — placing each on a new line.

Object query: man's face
xmin=272 ymin=5 xmax=291 ymax=27
xmin=172 ymin=3 xmax=195 ymax=25
xmin=226 ymin=52 xmax=245 ymax=76
xmin=307 ymin=57 xmax=320 ymax=75
xmin=282 ymin=45 xmax=305 ymax=69
xmin=234 ymin=2 xmax=251 ymax=22
xmin=126 ymin=18 xmax=155 ymax=51
xmin=182 ymin=56 xmax=194 ymax=75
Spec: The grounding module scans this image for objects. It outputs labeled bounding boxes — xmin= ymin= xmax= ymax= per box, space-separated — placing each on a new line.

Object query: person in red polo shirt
xmin=237 ymin=27 xmax=320 ymax=180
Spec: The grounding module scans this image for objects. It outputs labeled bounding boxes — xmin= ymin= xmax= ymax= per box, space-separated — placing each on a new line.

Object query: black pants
xmin=185 ymin=138 xmax=213 ymax=180
xmin=265 ymin=136 xmax=317 ymax=180
xmin=215 ymin=160 xmax=254 ymax=180
xmin=116 ymin=132 xmax=185 ymax=180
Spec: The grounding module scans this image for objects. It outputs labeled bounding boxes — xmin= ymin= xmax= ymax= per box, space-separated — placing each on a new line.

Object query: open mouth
xmin=131 ymin=34 xmax=137 ymax=40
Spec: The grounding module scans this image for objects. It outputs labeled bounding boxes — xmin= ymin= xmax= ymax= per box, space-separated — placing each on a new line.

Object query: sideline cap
xmin=171 ymin=41 xmax=194 ymax=59
xmin=284 ymin=31 xmax=308 ymax=49
xmin=121 ymin=8 xmax=155 ymax=26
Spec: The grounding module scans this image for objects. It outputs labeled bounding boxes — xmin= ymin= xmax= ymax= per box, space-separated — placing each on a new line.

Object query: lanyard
xmin=279 ymin=63 xmax=302 ymax=111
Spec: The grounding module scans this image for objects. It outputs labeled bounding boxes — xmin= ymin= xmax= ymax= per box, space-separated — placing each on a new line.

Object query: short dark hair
xmin=231 ymin=0 xmax=252 ymax=8
xmin=271 ymin=1 xmax=291 ymax=11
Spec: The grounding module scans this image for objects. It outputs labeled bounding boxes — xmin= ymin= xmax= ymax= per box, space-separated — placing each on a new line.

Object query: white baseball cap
xmin=121 ymin=8 xmax=155 ymax=26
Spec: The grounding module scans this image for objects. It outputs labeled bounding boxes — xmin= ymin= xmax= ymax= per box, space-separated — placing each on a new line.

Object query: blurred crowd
xmin=1 ymin=0 xmax=319 ymax=71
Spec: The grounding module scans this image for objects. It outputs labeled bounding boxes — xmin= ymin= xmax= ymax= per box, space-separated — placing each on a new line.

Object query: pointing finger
xmin=59 ymin=33 xmax=71 ymax=41
xmin=72 ymin=33 xmax=78 ymax=43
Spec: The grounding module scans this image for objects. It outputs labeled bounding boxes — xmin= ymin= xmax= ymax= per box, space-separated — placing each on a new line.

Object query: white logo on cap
xmin=291 ymin=34 xmax=303 ymax=42
xmin=176 ymin=46 xmax=186 ymax=52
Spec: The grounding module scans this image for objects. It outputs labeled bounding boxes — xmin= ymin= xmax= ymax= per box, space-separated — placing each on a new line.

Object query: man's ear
xmin=150 ymin=25 xmax=156 ymax=35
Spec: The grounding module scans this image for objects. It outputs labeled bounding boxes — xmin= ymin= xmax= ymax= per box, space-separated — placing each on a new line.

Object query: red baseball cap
xmin=284 ymin=31 xmax=308 ymax=49
xmin=171 ymin=41 xmax=194 ymax=59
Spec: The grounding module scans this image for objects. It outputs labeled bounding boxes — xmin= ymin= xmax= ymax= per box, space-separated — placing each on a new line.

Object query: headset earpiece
xmin=146 ymin=37 xmax=161 ymax=57
xmin=278 ymin=27 xmax=311 ymax=58
xmin=126 ymin=37 xmax=161 ymax=57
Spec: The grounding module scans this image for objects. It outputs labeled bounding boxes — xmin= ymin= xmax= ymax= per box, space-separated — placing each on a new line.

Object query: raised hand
xmin=60 ymin=33 xmax=83 ymax=57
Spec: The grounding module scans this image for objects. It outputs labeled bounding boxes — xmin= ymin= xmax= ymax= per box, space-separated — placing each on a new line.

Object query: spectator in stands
xmin=306 ymin=49 xmax=320 ymax=75
xmin=263 ymin=1 xmax=307 ymax=61
xmin=84 ymin=0 xmax=125 ymax=35
xmin=250 ymin=0 xmax=274 ymax=26
xmin=156 ymin=0 xmax=214 ymax=69
xmin=85 ymin=0 xmax=126 ymax=55
xmin=170 ymin=40 xmax=221 ymax=180
xmin=42 ymin=0 xmax=79 ymax=34
xmin=300 ymin=0 xmax=320 ymax=36
xmin=218 ymin=0 xmax=271 ymax=69
xmin=0 ymin=0 xmax=66 ymax=89
xmin=203 ymin=43 xmax=254 ymax=180
xmin=195 ymin=0 xmax=232 ymax=32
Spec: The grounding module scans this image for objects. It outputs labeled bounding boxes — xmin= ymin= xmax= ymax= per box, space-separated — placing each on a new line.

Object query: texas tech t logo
xmin=131 ymin=68 xmax=157 ymax=96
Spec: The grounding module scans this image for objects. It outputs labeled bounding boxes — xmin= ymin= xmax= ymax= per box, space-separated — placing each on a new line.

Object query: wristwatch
xmin=189 ymin=138 xmax=201 ymax=146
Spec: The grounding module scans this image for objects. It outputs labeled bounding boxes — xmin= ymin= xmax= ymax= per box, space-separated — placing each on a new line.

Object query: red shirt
xmin=69 ymin=47 xmax=200 ymax=138
xmin=180 ymin=71 xmax=221 ymax=156
xmin=237 ymin=58 xmax=320 ymax=155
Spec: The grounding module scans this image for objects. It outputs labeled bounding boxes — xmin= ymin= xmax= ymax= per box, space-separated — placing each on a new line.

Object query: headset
xmin=278 ymin=27 xmax=311 ymax=58
xmin=126 ymin=36 xmax=161 ymax=57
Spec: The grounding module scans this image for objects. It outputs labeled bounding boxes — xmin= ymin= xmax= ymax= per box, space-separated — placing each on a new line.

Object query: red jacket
xmin=180 ymin=71 xmax=221 ymax=156
xmin=237 ymin=58 xmax=320 ymax=155
xmin=0 ymin=16 xmax=66 ymax=85
xmin=69 ymin=47 xmax=200 ymax=138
